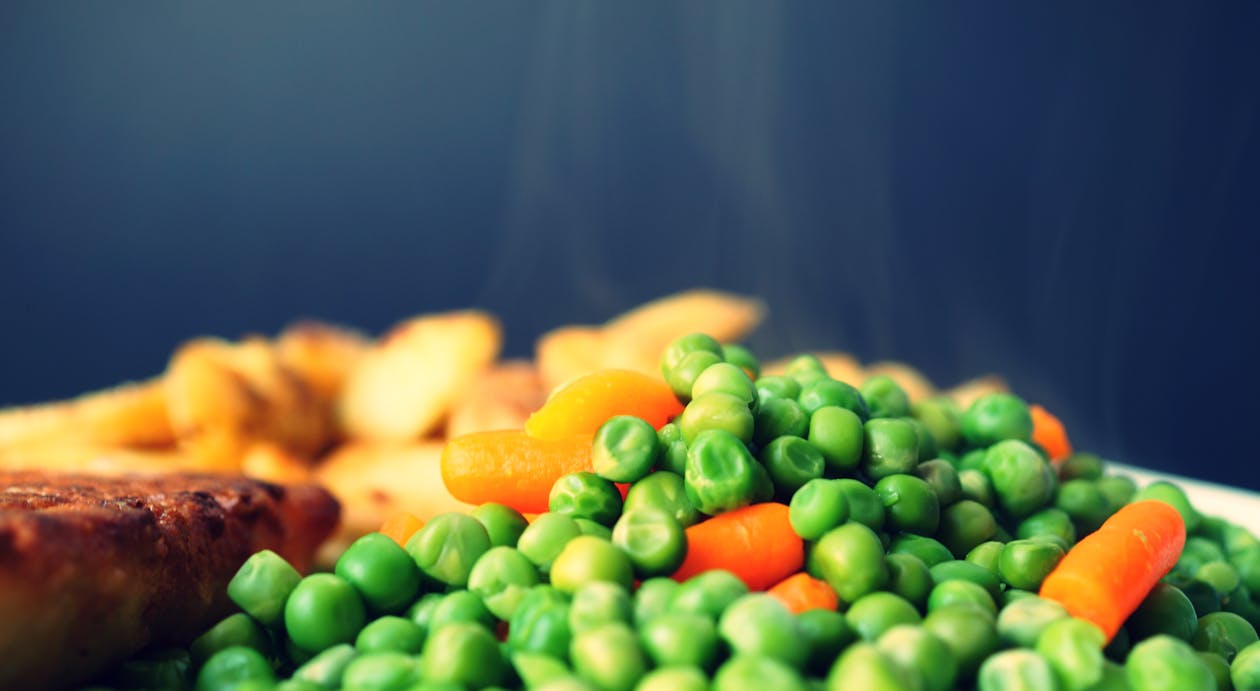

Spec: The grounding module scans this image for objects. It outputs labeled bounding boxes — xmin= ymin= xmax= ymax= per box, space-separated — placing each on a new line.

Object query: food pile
xmin=90 ymin=327 xmax=1260 ymax=690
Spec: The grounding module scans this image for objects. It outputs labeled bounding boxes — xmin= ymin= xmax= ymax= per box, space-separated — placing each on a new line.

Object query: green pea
xmin=565 ymin=581 xmax=633 ymax=636
xmin=885 ymin=552 xmax=933 ymax=611
xmin=684 ymin=428 xmax=769 ymax=514
xmin=1193 ymin=611 xmax=1259 ymax=662
xmin=635 ymin=666 xmax=708 ymax=691
xmin=937 ymin=500 xmax=998 ymax=557
xmin=550 ymin=472 xmax=624 ymax=527
xmin=959 ymin=468 xmax=996 ymax=507
xmin=532 ymin=676 xmax=597 ymax=691
xmin=189 ymin=613 xmax=271 ymax=666
xmin=1126 ymin=634 xmax=1216 ymax=691
xmin=961 ymin=393 xmax=1033 ymax=447
xmin=798 ymin=609 xmax=856 ymax=675
xmin=1134 ymin=481 xmax=1203 ymax=533
xmin=861 ymin=418 xmax=920 ymax=480
xmin=406 ymin=512 xmax=492 ymax=588
xmin=194 ymin=646 xmax=275 ymax=691
xmin=550 ymin=535 xmax=634 ymax=594
xmin=570 ymin=622 xmax=647 ymax=691
xmin=957 ymin=448 xmax=989 ymax=472
xmin=1036 ymin=617 xmax=1106 ymax=691
xmin=1233 ymin=548 xmax=1260 ymax=594
xmin=906 ymin=417 xmax=940 ymax=463
xmin=859 ymin=375 xmax=909 ymax=419
xmin=666 ymin=349 xmax=727 ymax=403
xmin=109 ymin=647 xmax=191 ymax=691
xmin=227 ymin=549 xmax=302 ymax=628
xmin=275 ymin=680 xmax=323 ymax=691
xmin=784 ymin=353 xmax=830 ymax=383
xmin=755 ymin=397 xmax=809 ymax=445
xmin=285 ymin=573 xmax=366 ymax=653
xmin=915 ymin=459 xmax=962 ymax=507
xmin=623 ymin=471 xmax=700 ymax=527
xmin=472 ymin=503 xmax=530 ymax=548
xmin=342 ymin=651 xmax=416 ymax=690
xmin=1096 ymin=475 xmax=1138 ymax=514
xmin=421 ymin=621 xmax=506 ymax=689
xmin=511 ymin=650 xmax=573 ymax=688
xmin=924 ymin=604 xmax=1001 ymax=680
xmin=1059 ymin=452 xmax=1105 ymax=481
xmin=930 ymin=560 xmax=1004 ymax=603
xmin=799 ymin=377 xmax=869 ymax=421
xmin=518 ymin=514 xmax=582 ymax=574
xmin=1055 ymin=479 xmax=1111 ymax=535
xmin=429 ymin=590 xmax=495 ymax=631
xmin=1198 ymin=652 xmax=1233 ymax=691
xmin=965 ymin=541 xmax=1005 ymax=577
xmin=996 ymin=595 xmax=1070 ymax=648
xmin=809 ymin=522 xmax=888 ymax=606
xmin=928 ymin=580 xmax=997 ymax=617
xmin=662 ymin=333 xmax=725 ymax=377
xmin=835 ymin=477 xmax=886 ymax=531
xmin=592 ymin=415 xmax=660 ymax=484
xmin=678 ymin=392 xmax=756 ymax=445
xmin=575 ymin=518 xmax=613 ymax=540
xmin=846 ymin=592 xmax=922 ymax=641
xmin=715 ymin=655 xmax=810 ymax=691
xmin=876 ymin=625 xmax=958 ymax=691
xmin=508 ymin=586 xmax=572 ymax=660
xmin=693 ymin=362 xmax=759 ymax=411
xmin=352 ymin=616 xmax=425 ymax=655
xmin=641 ymin=611 xmax=720 ymax=668
xmin=1233 ymin=640 xmax=1260 ymax=691
xmin=336 ymin=533 xmax=421 ymax=615
xmin=874 ymin=473 xmax=940 ymax=536
xmin=632 ymin=577 xmax=679 ymax=627
xmin=1017 ymin=507 xmax=1078 ymax=547
xmin=983 ymin=440 xmax=1057 ymax=519
xmin=292 ymin=643 xmax=358 ymax=687
xmin=612 ymin=507 xmax=686 ymax=578
xmin=912 ymin=397 xmax=963 ymax=453
xmin=719 ymin=593 xmax=807 ymax=667
xmin=826 ymin=642 xmax=924 ymax=691
xmin=722 ymin=343 xmax=761 ymax=378
xmin=671 ymin=569 xmax=748 ymax=620
xmin=760 ymin=435 xmax=825 ymax=497
xmin=998 ymin=539 xmax=1066 ymax=591
xmin=888 ymin=533 xmax=953 ymax=568
xmin=656 ymin=423 xmax=689 ymax=475
xmin=976 ymin=649 xmax=1057 ymax=691
xmin=1129 ymin=582 xmax=1199 ymax=642
xmin=467 ymin=546 xmax=540 ymax=621
xmin=1104 ymin=626 xmax=1132 ymax=664
xmin=756 ymin=374 xmax=802 ymax=402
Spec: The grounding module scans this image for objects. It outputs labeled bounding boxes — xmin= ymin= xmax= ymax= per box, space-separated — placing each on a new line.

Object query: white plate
xmin=1109 ymin=462 xmax=1260 ymax=537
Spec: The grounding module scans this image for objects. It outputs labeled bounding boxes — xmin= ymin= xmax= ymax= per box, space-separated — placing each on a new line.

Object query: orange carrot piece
xmin=1039 ymin=499 xmax=1186 ymax=642
xmin=524 ymin=369 xmax=683 ymax=441
xmin=1030 ymin=404 xmax=1073 ymax=461
xmin=440 ymin=429 xmax=594 ymax=513
xmin=672 ymin=502 xmax=804 ymax=591
xmin=767 ymin=572 xmax=839 ymax=614
xmin=379 ymin=512 xmax=425 ymax=547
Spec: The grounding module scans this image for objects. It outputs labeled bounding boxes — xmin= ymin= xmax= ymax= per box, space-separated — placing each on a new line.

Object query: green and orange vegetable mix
xmin=93 ymin=333 xmax=1260 ymax=690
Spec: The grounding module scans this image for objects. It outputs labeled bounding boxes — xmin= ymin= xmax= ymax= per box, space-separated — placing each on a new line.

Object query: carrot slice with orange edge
xmin=767 ymin=572 xmax=839 ymax=614
xmin=440 ymin=429 xmax=594 ymax=514
xmin=672 ymin=502 xmax=804 ymax=591
xmin=524 ymin=369 xmax=683 ymax=441
xmin=1030 ymin=404 xmax=1073 ymax=461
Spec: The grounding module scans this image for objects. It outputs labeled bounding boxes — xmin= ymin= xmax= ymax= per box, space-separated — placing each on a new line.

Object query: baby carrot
xmin=440 ymin=429 xmax=594 ymax=513
xmin=524 ymin=369 xmax=683 ymax=441
xmin=379 ymin=511 xmax=425 ymax=547
xmin=672 ymin=502 xmax=804 ymax=591
xmin=767 ymin=572 xmax=839 ymax=614
xmin=1030 ymin=404 xmax=1072 ymax=462
xmin=1039 ymin=499 xmax=1186 ymax=642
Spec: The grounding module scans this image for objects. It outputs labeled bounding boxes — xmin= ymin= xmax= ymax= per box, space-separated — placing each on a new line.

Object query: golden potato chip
xmin=863 ymin=361 xmax=939 ymax=403
xmin=446 ymin=361 xmax=547 ymax=438
xmin=275 ymin=321 xmax=371 ymax=405
xmin=0 ymin=379 xmax=173 ymax=449
xmin=338 ymin=311 xmax=502 ymax=441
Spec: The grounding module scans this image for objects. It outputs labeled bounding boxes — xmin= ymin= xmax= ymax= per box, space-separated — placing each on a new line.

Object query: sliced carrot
xmin=1039 ymin=499 xmax=1186 ymax=642
xmin=379 ymin=512 xmax=425 ymax=547
xmin=440 ymin=429 xmax=593 ymax=513
xmin=524 ymin=369 xmax=683 ymax=441
xmin=672 ymin=502 xmax=804 ymax=591
xmin=1030 ymin=404 xmax=1072 ymax=462
xmin=767 ymin=572 xmax=839 ymax=614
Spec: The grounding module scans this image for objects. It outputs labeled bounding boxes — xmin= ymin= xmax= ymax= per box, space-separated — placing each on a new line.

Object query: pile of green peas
xmin=89 ymin=333 xmax=1260 ymax=691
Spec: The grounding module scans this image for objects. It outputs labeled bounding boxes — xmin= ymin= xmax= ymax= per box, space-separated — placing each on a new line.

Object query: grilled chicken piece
xmin=0 ymin=471 xmax=339 ymax=690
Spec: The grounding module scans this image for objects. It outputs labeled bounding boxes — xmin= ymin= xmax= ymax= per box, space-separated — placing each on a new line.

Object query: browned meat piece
xmin=0 ymin=471 xmax=340 ymax=690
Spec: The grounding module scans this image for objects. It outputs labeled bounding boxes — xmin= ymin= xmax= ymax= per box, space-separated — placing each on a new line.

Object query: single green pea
xmin=406 ymin=592 xmax=443 ymax=634
xmin=928 ymin=579 xmax=997 ymax=617
xmin=906 ymin=417 xmax=940 ymax=463
xmin=998 ymin=539 xmax=1066 ymax=591
xmin=1126 ymin=634 xmax=1217 ymax=691
xmin=976 ymin=649 xmax=1057 ymax=691
xmin=227 ymin=549 xmax=301 ymax=628
xmin=656 ymin=422 xmax=689 ymax=475
xmin=1059 ymin=452 xmax=1105 ymax=481
xmin=635 ymin=666 xmax=709 ymax=691
xmin=937 ymin=500 xmax=998 ymax=557
xmin=550 ymin=535 xmax=634 ymax=594
xmin=194 ymin=646 xmax=275 ymax=691
xmin=983 ymin=439 xmax=1057 ymax=519
xmin=612 ymin=507 xmax=686 ymax=578
xmin=467 ymin=546 xmax=540 ymax=621
xmin=826 ymin=642 xmax=924 ymax=691
xmin=924 ymin=604 xmax=1001 ymax=680
xmin=592 ymin=415 xmax=660 ymax=484
xmin=965 ymin=541 xmax=1006 ymax=577
xmin=284 ymin=573 xmax=367 ymax=653
xmin=754 ymin=397 xmax=809 ymax=445
xmin=550 ymin=471 xmax=624 ymax=527
xmin=421 ymin=621 xmax=506 ymax=689
xmin=623 ymin=471 xmax=700 ymax=527
xmin=632 ymin=577 xmax=679 ymax=627
xmin=518 ymin=513 xmax=583 ymax=574
xmin=472 ymin=502 xmax=530 ymax=548
xmin=684 ymin=428 xmax=769 ymax=515
xmin=678 ymin=391 xmax=756 ymax=445
xmin=1134 ymin=481 xmax=1203 ymax=533
xmin=798 ymin=377 xmax=869 ymax=421
xmin=1055 ymin=479 xmax=1111 ymax=535
xmin=1036 ymin=617 xmax=1106 ymax=691
xmin=1232 ymin=640 xmax=1260 ymax=691
xmin=961 ymin=393 xmax=1033 ymax=447
xmin=406 ymin=512 xmax=492 ymax=588
xmin=667 ymin=350 xmax=727 ymax=403
xmin=957 ymin=448 xmax=989 ymax=472
xmin=292 ymin=643 xmax=357 ymax=687
xmin=911 ymin=397 xmax=963 ymax=453
xmin=1105 ymin=626 xmax=1132 ymax=664
xmin=693 ymin=361 xmax=759 ymax=412
xmin=915 ymin=459 xmax=962 ymax=507
xmin=887 ymin=533 xmax=953 ymax=568
xmin=756 ymin=374 xmax=802 ymax=401
xmin=342 ymin=651 xmax=416 ymax=690
xmin=570 ymin=622 xmax=647 ymax=691
xmin=575 ymin=518 xmax=613 ymax=540
xmin=714 ymin=654 xmax=810 ymax=691
xmin=861 ymin=375 xmax=910 ymax=419
xmin=569 ymin=581 xmax=633 ymax=634
xmin=670 ymin=570 xmax=749 ymax=620
xmin=189 ymin=613 xmax=270 ymax=666
xmin=511 ymin=650 xmax=573 ymax=688
xmin=846 ymin=592 xmax=922 ymax=641
xmin=336 ymin=532 xmax=421 ymax=615
xmin=784 ymin=353 xmax=830 ymax=383
xmin=429 ymin=590 xmax=496 ymax=631
xmin=885 ymin=552 xmax=934 ymax=611
xmin=874 ymin=473 xmax=940 ymax=536
xmin=662 ymin=333 xmax=725 ymax=377
xmin=109 ymin=647 xmax=191 ymax=691
xmin=930 ymin=560 xmax=1004 ymax=602
xmin=806 ymin=406 xmax=864 ymax=474
xmin=798 ymin=609 xmax=856 ymax=675
xmin=1127 ymin=582 xmax=1200 ymax=642
xmin=354 ymin=615 xmax=425 ymax=654
xmin=1193 ymin=611 xmax=1260 ymax=662
xmin=1198 ymin=652 xmax=1233 ymax=691
xmin=722 ymin=343 xmax=761 ymax=379
xmin=876 ymin=625 xmax=958 ymax=691
xmin=760 ymin=435 xmax=825 ymax=497
xmin=996 ymin=595 xmax=1070 ymax=648
xmin=1096 ymin=474 xmax=1138 ymax=514
xmin=274 ymin=680 xmax=323 ymax=691
xmin=808 ymin=522 xmax=888 ymax=606
xmin=508 ymin=586 xmax=573 ymax=660
xmin=531 ymin=676 xmax=598 ymax=691
xmin=719 ymin=593 xmax=808 ymax=667
xmin=958 ymin=468 xmax=996 ymax=507
xmin=861 ymin=418 xmax=920 ymax=480
xmin=1232 ymin=548 xmax=1260 ymax=594
xmin=1017 ymin=507 xmax=1078 ymax=547
xmin=834 ymin=478 xmax=885 ymax=531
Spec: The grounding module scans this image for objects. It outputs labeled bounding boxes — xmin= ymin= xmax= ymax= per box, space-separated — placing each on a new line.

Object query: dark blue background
xmin=2 ymin=3 xmax=1258 ymax=490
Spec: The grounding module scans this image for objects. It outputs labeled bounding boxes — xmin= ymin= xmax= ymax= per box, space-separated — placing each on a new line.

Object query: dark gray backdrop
xmin=2 ymin=3 xmax=1258 ymax=490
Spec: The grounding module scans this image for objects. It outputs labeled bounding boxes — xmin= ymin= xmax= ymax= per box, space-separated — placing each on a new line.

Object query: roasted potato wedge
xmin=946 ymin=374 xmax=1010 ymax=410
xmin=0 ymin=379 xmax=173 ymax=449
xmin=446 ymin=361 xmax=547 ymax=438
xmin=275 ymin=321 xmax=371 ymax=406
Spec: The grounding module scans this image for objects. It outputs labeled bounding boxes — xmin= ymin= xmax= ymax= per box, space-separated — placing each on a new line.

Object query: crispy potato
xmin=863 ymin=361 xmax=939 ymax=403
xmin=275 ymin=321 xmax=371 ymax=405
xmin=535 ymin=326 xmax=606 ymax=394
xmin=338 ymin=311 xmax=502 ymax=441
xmin=446 ymin=361 xmax=547 ymax=438
xmin=240 ymin=442 xmax=314 ymax=485
xmin=602 ymin=289 xmax=766 ymax=350
xmin=946 ymin=374 xmax=1010 ymax=410
xmin=0 ymin=379 xmax=173 ymax=449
